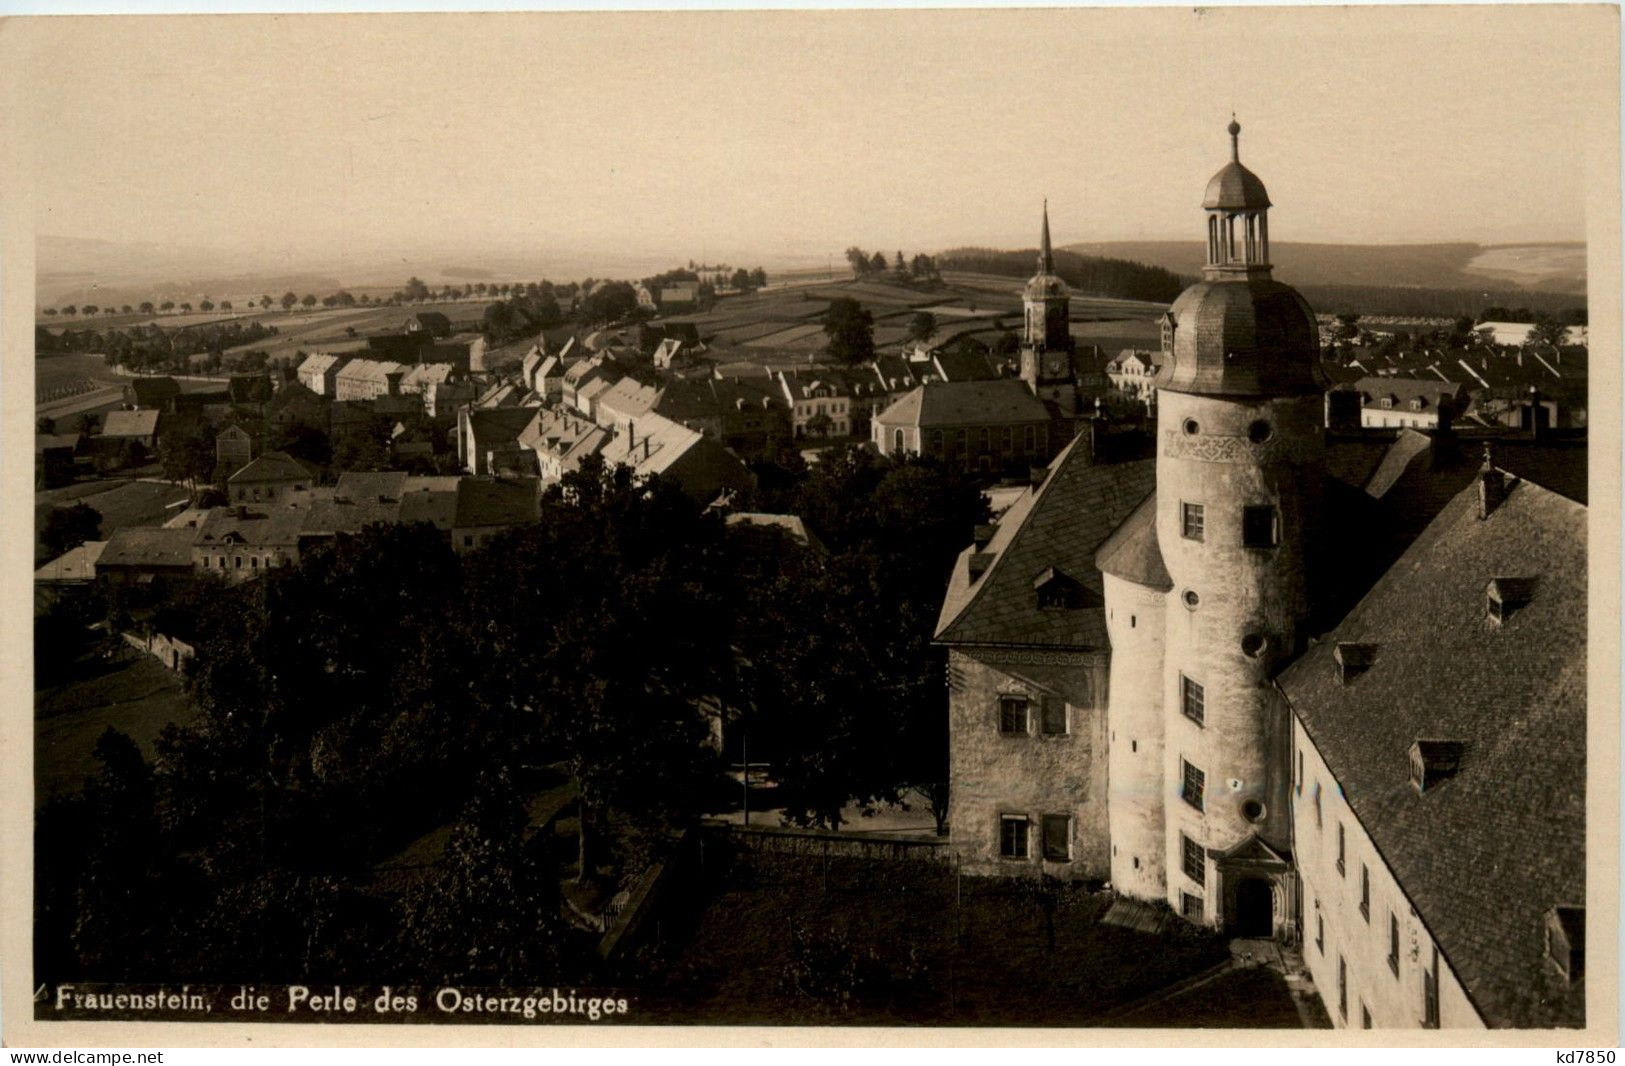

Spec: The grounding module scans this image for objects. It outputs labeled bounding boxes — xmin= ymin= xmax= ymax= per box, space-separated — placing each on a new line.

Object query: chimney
xmin=1478 ymin=443 xmax=1506 ymax=520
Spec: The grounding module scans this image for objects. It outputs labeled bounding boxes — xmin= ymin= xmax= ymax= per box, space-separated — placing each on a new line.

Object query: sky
xmin=10 ymin=6 xmax=1614 ymax=273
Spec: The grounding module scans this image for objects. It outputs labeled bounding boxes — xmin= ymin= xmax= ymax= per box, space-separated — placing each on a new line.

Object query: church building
xmin=936 ymin=121 xmax=1587 ymax=1029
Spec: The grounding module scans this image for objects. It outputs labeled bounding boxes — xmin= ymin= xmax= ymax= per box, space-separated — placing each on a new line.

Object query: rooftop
xmin=1279 ymin=474 xmax=1586 ymax=1028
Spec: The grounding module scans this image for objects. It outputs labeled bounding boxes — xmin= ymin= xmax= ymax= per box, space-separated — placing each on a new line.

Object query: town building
xmin=193 ymin=505 xmax=306 ymax=580
xmin=1352 ymin=376 xmax=1468 ymax=429
xmin=1107 ymin=350 xmax=1161 ymax=401
xmin=122 ymin=376 xmax=181 ymax=412
xmin=871 ymin=379 xmax=1055 ymax=470
xmin=226 ymin=451 xmax=316 ymax=504
xmin=296 ymin=352 xmax=352 ymax=396
xmin=100 ymin=409 xmax=161 ymax=453
xmin=937 ymin=122 xmax=1588 ymax=1030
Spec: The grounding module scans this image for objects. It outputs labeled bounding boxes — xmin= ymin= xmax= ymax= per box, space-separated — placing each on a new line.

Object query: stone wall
xmin=946 ymin=647 xmax=1109 ymax=880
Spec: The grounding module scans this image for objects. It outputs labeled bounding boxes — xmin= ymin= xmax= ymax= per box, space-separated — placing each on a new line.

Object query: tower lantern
xmin=1203 ymin=118 xmax=1272 ymax=275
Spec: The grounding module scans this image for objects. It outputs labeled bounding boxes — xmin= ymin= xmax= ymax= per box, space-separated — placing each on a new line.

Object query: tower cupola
xmin=1203 ymin=118 xmax=1273 ymax=276
xmin=1157 ymin=120 xmax=1325 ymax=398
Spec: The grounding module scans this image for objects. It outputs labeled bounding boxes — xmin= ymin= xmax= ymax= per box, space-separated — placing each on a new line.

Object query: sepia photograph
xmin=1 ymin=2 xmax=1619 ymax=1051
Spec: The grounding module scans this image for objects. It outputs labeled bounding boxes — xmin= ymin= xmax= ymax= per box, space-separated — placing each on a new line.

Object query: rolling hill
xmin=1062 ymin=241 xmax=1586 ymax=295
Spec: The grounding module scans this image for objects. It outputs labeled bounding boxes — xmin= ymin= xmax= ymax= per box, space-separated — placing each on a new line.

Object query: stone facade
xmin=1102 ymin=572 xmax=1168 ymax=899
xmin=946 ymin=648 xmax=1109 ymax=880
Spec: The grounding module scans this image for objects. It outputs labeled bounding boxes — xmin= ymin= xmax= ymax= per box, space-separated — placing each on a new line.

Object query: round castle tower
xmin=1154 ymin=121 xmax=1327 ymax=932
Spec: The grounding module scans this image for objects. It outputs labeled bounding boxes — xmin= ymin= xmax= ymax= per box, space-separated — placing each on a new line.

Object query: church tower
xmin=1152 ymin=120 xmax=1326 ymax=934
xmin=1019 ymin=201 xmax=1078 ymax=415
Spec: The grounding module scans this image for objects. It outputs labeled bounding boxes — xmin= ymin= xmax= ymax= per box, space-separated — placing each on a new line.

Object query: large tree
xmin=40 ymin=502 xmax=102 ymax=559
xmin=821 ymin=297 xmax=876 ymax=365
xmin=157 ymin=418 xmax=216 ymax=496
xmin=907 ymin=311 xmax=937 ymax=344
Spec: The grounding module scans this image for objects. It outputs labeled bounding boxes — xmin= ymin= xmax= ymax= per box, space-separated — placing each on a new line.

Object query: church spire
xmin=1039 ymin=199 xmax=1054 ymax=274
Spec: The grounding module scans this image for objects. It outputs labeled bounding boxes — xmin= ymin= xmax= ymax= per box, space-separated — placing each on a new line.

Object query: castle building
xmin=1018 ymin=202 xmax=1080 ymax=417
xmin=936 ymin=122 xmax=1587 ymax=1028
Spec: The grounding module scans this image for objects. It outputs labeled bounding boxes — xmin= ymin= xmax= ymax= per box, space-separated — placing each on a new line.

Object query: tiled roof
xmin=1279 ymin=475 xmax=1585 ymax=1028
xmin=935 ymin=438 xmax=1156 ymax=649
xmin=466 ymin=406 xmax=543 ymax=450
xmin=228 ymin=451 xmax=312 ymax=485
xmin=337 ymin=358 xmax=405 ymax=384
xmin=878 ymin=379 xmax=1052 ymax=429
xmin=194 ymin=506 xmax=306 ymax=548
xmin=102 ymin=409 xmax=160 ymax=438
xmin=455 ymin=477 xmax=539 ymax=528
xmin=1093 ymin=491 xmax=1170 ymax=591
xmin=931 ymin=348 xmax=999 ymax=382
xmin=35 ymin=541 xmax=106 ymax=582
xmin=98 ymin=527 xmax=194 ymax=569
xmin=398 ymin=487 xmax=457 ymax=530
xmin=334 ymin=471 xmax=408 ymax=503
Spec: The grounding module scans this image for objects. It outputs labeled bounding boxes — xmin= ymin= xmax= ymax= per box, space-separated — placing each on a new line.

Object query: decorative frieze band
xmin=1161 ymin=430 xmax=1284 ymax=464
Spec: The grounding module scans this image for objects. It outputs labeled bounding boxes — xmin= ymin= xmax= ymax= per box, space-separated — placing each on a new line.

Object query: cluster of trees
xmin=36 ymin=448 xmax=982 ymax=984
xmin=844 ymin=248 xmax=940 ymax=282
xmin=40 ymin=320 xmax=279 ymax=371
xmin=481 ymin=290 xmax=566 ymax=344
xmin=936 ymin=247 xmax=1187 ymax=304
xmin=821 ymin=297 xmax=876 ymax=365
xmin=1476 ymin=306 xmax=1587 ymax=327
xmin=1300 ymin=283 xmax=1584 ymax=321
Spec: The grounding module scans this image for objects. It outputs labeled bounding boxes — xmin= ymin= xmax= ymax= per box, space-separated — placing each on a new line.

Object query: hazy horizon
xmin=15 ymin=8 xmax=1604 ymax=290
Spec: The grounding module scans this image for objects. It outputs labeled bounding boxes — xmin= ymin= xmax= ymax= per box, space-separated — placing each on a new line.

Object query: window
xmin=1181 ymin=501 xmax=1205 ymax=541
xmin=929 ymin=430 xmax=944 ymax=455
xmin=893 ymin=429 xmax=904 ymax=453
xmin=999 ymin=815 xmax=1029 ymax=859
xmin=1314 ymin=781 xmax=1323 ymax=827
xmin=201 ymin=556 xmax=210 ymax=569
xmin=1041 ymin=815 xmax=1070 ymax=862
xmin=1296 ymin=750 xmax=1304 ymax=795
xmin=1039 ymin=697 xmax=1067 ymax=735
xmin=234 ymin=556 xmax=242 ymax=569
xmin=1337 ymin=955 xmax=1347 ymax=1020
xmin=250 ymin=556 xmax=258 ymax=569
xmin=1181 ymin=760 xmax=1206 ymax=812
xmin=1243 ymin=505 xmax=1280 ymax=548
xmin=978 ymin=428 xmax=990 ymax=454
xmin=1023 ymin=425 xmax=1036 ymax=453
xmin=1388 ymin=912 xmax=1401 ymax=976
xmin=1181 ymin=833 xmax=1205 ymax=885
xmin=1181 ymin=676 xmax=1205 ymax=726
xmin=1422 ymin=948 xmax=1440 ymax=1028
xmin=1181 ymin=891 xmax=1204 ymax=921
xmin=1337 ymin=823 xmax=1346 ymax=875
xmin=1000 ymin=427 xmax=1012 ymax=454
xmin=998 ymin=697 xmax=1028 ymax=735
xmin=1316 ymin=913 xmax=1325 ymax=954
xmin=1360 ymin=864 xmax=1370 ymax=920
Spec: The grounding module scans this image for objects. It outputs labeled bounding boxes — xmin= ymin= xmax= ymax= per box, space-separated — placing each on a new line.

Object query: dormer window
xmin=1333 ymin=642 xmax=1378 ymax=685
xmin=1487 ymin=577 xmax=1536 ymax=624
xmin=1409 ymin=739 xmax=1465 ymax=793
xmin=1034 ymin=567 xmax=1083 ymax=610
xmin=1545 ymin=906 xmax=1585 ymax=981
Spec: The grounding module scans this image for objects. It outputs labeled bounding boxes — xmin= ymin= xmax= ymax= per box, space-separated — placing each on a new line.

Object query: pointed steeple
xmin=1039 ymin=199 xmax=1054 ymax=274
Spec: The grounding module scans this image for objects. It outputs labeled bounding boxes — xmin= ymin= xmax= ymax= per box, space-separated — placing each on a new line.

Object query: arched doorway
xmin=1234 ymin=878 xmax=1273 ymax=938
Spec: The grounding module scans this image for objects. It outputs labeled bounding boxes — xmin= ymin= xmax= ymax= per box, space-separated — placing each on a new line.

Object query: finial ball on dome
xmin=1227 ymin=117 xmax=1241 ymax=137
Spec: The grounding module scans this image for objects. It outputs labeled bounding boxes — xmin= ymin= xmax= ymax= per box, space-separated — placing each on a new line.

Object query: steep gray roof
xmin=1279 ymin=474 xmax=1586 ymax=1028
xmin=935 ymin=437 xmax=1155 ymax=650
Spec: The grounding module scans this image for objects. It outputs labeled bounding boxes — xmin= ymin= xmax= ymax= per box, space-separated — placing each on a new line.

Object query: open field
xmin=35 ymin=645 xmax=198 ymax=802
xmin=641 ymin=850 xmax=1257 ymax=1026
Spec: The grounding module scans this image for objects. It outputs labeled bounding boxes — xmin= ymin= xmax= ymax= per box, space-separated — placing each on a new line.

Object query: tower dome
xmin=1203 ymin=119 xmax=1272 ymax=211
xmin=1157 ymin=120 xmax=1325 ymax=398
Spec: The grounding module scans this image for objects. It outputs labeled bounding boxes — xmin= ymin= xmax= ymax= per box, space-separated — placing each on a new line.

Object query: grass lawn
xmin=35 ymin=645 xmax=198 ymax=801
xmin=638 ymin=850 xmax=1233 ymax=1026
